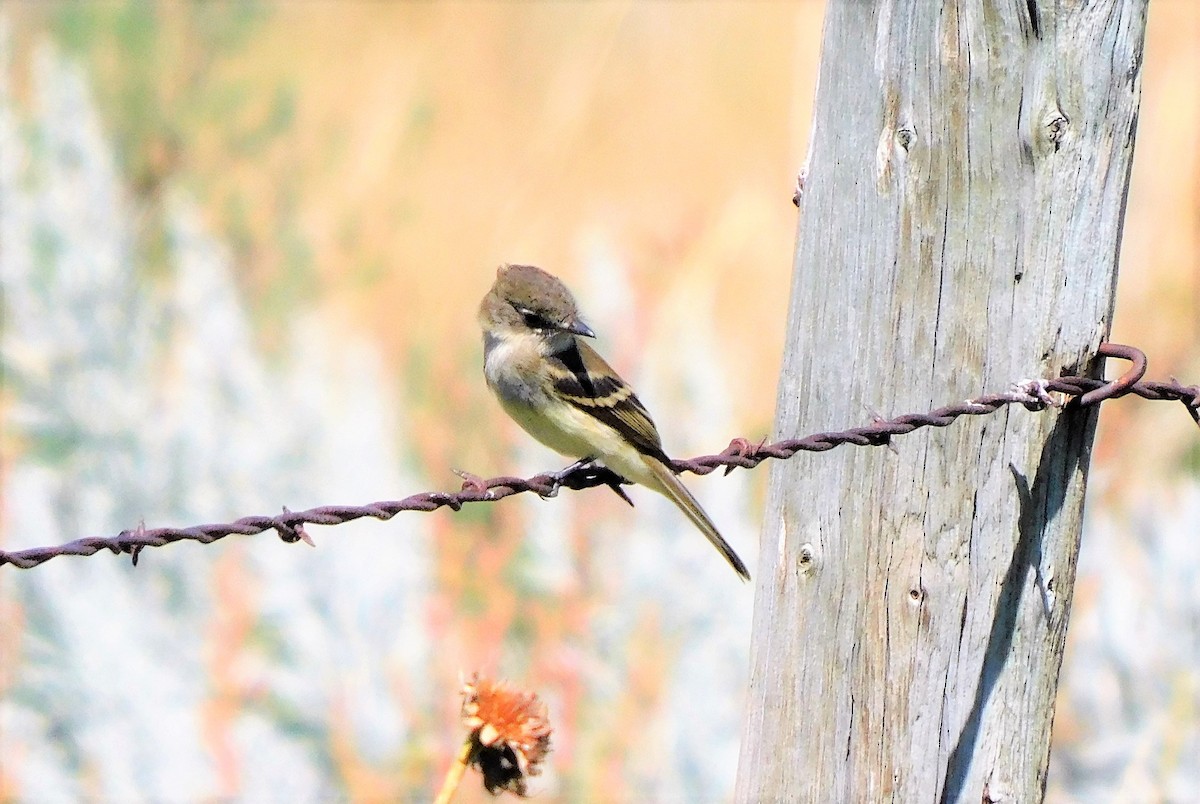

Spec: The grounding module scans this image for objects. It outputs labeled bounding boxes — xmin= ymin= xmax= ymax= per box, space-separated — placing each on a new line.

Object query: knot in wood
xmin=797 ymin=542 xmax=817 ymax=575
xmin=1044 ymin=110 xmax=1070 ymax=151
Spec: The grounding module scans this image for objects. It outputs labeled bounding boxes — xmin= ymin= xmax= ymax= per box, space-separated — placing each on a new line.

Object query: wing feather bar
xmin=549 ymin=341 xmax=669 ymax=463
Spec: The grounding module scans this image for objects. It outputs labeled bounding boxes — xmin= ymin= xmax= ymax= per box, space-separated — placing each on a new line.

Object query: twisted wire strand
xmin=3 ymin=347 xmax=1196 ymax=570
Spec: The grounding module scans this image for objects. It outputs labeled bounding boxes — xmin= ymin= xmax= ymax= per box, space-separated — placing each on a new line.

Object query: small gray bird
xmin=478 ymin=263 xmax=749 ymax=581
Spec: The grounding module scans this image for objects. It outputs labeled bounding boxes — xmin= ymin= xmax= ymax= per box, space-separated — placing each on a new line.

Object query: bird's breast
xmin=482 ymin=330 xmax=637 ymax=463
xmin=483 ymin=332 xmax=548 ymax=407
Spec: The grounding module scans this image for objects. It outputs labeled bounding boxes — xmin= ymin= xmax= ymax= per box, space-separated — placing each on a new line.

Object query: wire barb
xmin=2 ymin=344 xmax=1196 ymax=570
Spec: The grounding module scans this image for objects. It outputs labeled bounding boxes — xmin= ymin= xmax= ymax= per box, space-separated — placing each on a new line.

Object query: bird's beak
xmin=564 ymin=319 xmax=595 ymax=338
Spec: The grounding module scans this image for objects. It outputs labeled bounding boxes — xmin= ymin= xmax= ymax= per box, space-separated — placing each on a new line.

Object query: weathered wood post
xmin=736 ymin=2 xmax=1147 ymax=800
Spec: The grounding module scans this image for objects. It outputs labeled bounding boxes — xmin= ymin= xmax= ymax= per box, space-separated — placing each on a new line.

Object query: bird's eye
xmin=516 ymin=307 xmax=552 ymax=330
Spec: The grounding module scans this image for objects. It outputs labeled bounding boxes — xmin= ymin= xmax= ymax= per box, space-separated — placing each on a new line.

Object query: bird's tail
xmin=646 ymin=460 xmax=751 ymax=581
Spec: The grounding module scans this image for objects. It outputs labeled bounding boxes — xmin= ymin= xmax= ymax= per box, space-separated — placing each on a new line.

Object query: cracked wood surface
xmin=736 ymin=1 xmax=1147 ymax=801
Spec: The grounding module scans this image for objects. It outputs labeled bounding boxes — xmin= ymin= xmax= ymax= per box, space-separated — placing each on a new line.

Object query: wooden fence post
xmin=736 ymin=2 xmax=1148 ymax=800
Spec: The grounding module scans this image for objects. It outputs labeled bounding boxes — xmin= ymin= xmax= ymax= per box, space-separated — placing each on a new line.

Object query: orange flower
xmin=460 ymin=675 xmax=552 ymax=796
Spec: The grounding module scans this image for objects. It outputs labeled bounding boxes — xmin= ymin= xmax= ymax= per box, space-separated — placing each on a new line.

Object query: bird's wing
xmin=547 ymin=339 xmax=670 ymax=463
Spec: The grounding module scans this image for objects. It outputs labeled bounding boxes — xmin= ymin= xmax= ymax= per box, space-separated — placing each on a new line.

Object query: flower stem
xmin=433 ymin=736 xmax=474 ymax=804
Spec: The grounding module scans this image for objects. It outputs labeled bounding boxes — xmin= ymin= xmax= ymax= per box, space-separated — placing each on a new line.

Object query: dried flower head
xmin=460 ymin=674 xmax=552 ymax=796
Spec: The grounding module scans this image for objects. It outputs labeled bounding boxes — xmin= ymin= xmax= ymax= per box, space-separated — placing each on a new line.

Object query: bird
xmin=478 ymin=263 xmax=749 ymax=581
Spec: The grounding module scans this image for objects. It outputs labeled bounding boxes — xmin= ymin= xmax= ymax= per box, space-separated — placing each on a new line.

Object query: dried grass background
xmin=1 ymin=3 xmax=1196 ymax=800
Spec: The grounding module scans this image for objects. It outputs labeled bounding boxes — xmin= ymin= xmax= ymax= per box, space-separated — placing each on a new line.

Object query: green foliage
xmin=43 ymin=0 xmax=300 ymax=323
xmin=1183 ymin=436 xmax=1200 ymax=477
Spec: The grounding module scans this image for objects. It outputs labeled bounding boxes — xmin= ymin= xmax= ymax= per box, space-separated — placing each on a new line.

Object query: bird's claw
xmin=534 ymin=458 xmax=593 ymax=499
xmin=539 ymin=458 xmax=634 ymax=507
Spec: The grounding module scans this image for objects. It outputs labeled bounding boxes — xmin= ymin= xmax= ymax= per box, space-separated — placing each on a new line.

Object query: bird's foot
xmin=536 ymin=457 xmax=596 ymax=499
xmin=540 ymin=458 xmax=635 ymax=507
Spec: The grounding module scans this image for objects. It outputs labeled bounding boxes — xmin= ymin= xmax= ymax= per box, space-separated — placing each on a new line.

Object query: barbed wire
xmin=2 ymin=344 xmax=1196 ymax=570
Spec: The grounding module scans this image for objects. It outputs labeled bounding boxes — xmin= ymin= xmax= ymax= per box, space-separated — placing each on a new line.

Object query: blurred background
xmin=0 ymin=3 xmax=1195 ymax=801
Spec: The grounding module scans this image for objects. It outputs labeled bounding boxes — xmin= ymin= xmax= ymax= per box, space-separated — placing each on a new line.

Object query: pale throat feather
xmin=483 ymin=329 xmax=551 ymax=407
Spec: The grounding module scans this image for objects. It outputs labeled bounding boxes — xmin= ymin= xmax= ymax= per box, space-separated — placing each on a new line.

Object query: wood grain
xmin=736 ymin=1 xmax=1148 ymax=800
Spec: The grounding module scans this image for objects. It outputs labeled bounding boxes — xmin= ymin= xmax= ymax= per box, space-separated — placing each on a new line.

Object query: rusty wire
xmin=2 ymin=344 xmax=1196 ymax=570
